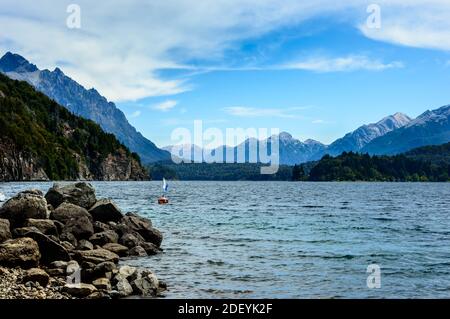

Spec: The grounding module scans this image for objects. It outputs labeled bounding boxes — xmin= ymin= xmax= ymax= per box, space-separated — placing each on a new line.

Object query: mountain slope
xmin=326 ymin=113 xmax=412 ymax=156
xmin=0 ymin=73 xmax=147 ymax=181
xmin=361 ymin=105 xmax=450 ymax=155
xmin=0 ymin=52 xmax=171 ymax=164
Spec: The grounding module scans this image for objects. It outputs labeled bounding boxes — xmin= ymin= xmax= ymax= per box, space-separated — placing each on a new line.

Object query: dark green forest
xmin=293 ymin=149 xmax=450 ymax=182
xmin=0 ymin=73 xmax=140 ymax=180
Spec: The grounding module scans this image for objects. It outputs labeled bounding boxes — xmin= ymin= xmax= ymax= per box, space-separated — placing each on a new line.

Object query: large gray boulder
xmin=0 ymin=237 xmax=41 ymax=268
xmin=45 ymin=182 xmax=96 ymax=209
xmin=51 ymin=202 xmax=92 ymax=224
xmin=0 ymin=192 xmax=48 ymax=227
xmin=0 ymin=219 xmax=11 ymax=243
xmin=89 ymin=199 xmax=123 ymax=223
xmin=62 ymin=215 xmax=94 ymax=240
xmin=24 ymin=231 xmax=70 ymax=264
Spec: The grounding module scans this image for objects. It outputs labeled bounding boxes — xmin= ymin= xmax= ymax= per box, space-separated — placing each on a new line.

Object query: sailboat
xmin=0 ymin=192 xmax=6 ymax=202
xmin=158 ymin=178 xmax=169 ymax=204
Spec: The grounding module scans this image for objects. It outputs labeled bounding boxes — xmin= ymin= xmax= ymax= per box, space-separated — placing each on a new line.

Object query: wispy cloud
xmin=128 ymin=110 xmax=141 ymax=118
xmin=153 ymin=100 xmax=178 ymax=112
xmin=2 ymin=0 xmax=448 ymax=103
xmin=281 ymin=55 xmax=403 ymax=72
xmin=223 ymin=106 xmax=309 ymax=118
xmin=359 ymin=1 xmax=450 ymax=52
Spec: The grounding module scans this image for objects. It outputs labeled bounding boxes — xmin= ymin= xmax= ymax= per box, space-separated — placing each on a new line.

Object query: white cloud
xmin=1 ymin=0 xmax=449 ymax=103
xmin=282 ymin=55 xmax=403 ymax=72
xmin=0 ymin=0 xmax=359 ymax=102
xmin=153 ymin=100 xmax=178 ymax=112
xmin=128 ymin=110 xmax=141 ymax=118
xmin=224 ymin=106 xmax=308 ymax=118
xmin=359 ymin=1 xmax=450 ymax=51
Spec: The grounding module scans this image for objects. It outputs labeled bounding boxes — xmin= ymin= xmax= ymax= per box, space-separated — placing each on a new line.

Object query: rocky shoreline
xmin=0 ymin=182 xmax=165 ymax=299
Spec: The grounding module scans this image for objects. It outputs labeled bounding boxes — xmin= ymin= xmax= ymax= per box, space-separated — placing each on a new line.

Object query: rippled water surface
xmin=1 ymin=181 xmax=450 ymax=298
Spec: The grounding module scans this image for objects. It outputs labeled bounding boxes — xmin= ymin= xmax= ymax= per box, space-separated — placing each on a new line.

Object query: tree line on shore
xmin=149 ymin=142 xmax=450 ymax=182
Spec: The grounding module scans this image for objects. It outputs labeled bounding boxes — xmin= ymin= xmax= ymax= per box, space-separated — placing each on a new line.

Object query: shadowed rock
xmin=24 ymin=219 xmax=58 ymax=236
xmin=62 ymin=216 xmax=94 ymax=240
xmin=24 ymin=231 xmax=70 ymax=264
xmin=89 ymin=199 xmax=123 ymax=223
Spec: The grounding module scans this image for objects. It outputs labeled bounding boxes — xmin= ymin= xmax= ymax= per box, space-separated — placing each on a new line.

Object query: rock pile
xmin=0 ymin=182 xmax=165 ymax=299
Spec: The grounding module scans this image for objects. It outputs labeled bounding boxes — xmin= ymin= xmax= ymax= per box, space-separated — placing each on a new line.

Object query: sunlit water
xmin=1 ymin=181 xmax=450 ymax=298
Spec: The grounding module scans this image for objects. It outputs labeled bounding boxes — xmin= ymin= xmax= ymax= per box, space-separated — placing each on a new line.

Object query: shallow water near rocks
xmin=1 ymin=181 xmax=450 ymax=298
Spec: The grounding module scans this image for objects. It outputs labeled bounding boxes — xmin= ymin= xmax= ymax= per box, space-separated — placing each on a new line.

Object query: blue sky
xmin=1 ymin=1 xmax=450 ymax=146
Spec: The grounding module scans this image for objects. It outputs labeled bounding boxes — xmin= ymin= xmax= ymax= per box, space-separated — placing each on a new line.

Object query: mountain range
xmin=0 ymin=52 xmax=170 ymax=164
xmin=1 ymin=52 xmax=449 ymax=167
xmin=165 ymin=106 xmax=450 ymax=165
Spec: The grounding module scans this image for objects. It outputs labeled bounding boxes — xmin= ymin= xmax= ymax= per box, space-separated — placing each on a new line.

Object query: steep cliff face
xmin=99 ymin=149 xmax=148 ymax=181
xmin=0 ymin=73 xmax=149 ymax=181
xmin=0 ymin=140 xmax=48 ymax=181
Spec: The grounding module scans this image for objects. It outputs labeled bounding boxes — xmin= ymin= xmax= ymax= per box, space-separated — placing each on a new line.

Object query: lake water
xmin=1 ymin=181 xmax=450 ymax=298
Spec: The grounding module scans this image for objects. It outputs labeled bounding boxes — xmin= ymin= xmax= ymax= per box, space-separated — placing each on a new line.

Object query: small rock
xmin=23 ymin=268 xmax=50 ymax=287
xmin=86 ymin=291 xmax=111 ymax=299
xmin=102 ymin=243 xmax=128 ymax=257
xmin=89 ymin=230 xmax=118 ymax=246
xmin=114 ymin=275 xmax=133 ymax=297
xmin=128 ymin=246 xmax=147 ymax=257
xmin=93 ymin=221 xmax=111 ymax=233
xmin=76 ymin=239 xmax=94 ymax=251
xmin=119 ymin=233 xmax=144 ymax=249
xmin=75 ymin=248 xmax=119 ymax=265
xmin=62 ymin=283 xmax=97 ymax=298
xmin=92 ymin=278 xmax=111 ymax=290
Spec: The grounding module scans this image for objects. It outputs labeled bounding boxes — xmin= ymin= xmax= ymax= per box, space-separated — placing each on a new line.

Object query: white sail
xmin=162 ymin=178 xmax=168 ymax=192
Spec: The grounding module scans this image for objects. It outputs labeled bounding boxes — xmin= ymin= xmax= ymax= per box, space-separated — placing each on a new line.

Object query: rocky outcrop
xmin=100 ymin=149 xmax=148 ymax=181
xmin=0 ymin=140 xmax=49 ymax=182
xmin=0 ymin=183 xmax=166 ymax=299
